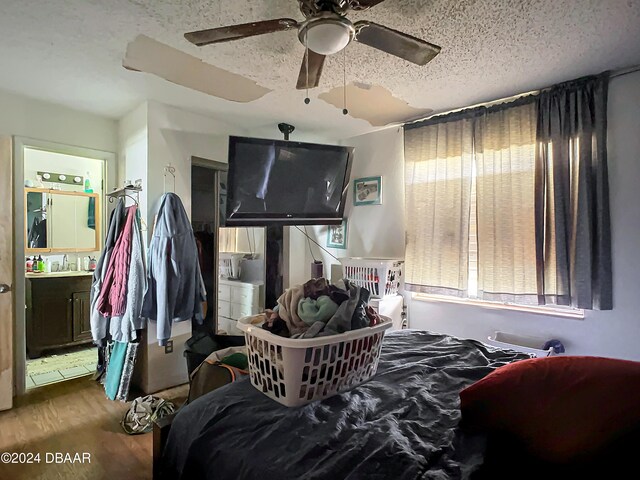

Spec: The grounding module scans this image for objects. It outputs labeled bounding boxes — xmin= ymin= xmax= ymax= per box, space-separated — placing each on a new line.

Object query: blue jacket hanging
xmin=142 ymin=193 xmax=206 ymax=345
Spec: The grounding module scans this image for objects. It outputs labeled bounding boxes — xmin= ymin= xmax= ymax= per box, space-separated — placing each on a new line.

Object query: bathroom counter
xmin=25 ymin=271 xmax=94 ymax=279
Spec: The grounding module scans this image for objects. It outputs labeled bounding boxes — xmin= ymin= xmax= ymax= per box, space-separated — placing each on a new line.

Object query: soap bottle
xmin=26 ymin=257 xmax=33 ymax=273
xmin=89 ymin=257 xmax=97 ymax=271
xmin=84 ymin=172 xmax=93 ymax=193
xmin=37 ymin=255 xmax=44 ymax=273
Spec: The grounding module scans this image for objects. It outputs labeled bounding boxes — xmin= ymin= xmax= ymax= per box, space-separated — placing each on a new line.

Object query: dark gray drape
xmin=535 ymin=74 xmax=612 ymax=309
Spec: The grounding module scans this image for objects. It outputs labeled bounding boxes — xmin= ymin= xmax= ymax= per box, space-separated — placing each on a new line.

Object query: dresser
xmin=217 ymin=279 xmax=264 ymax=335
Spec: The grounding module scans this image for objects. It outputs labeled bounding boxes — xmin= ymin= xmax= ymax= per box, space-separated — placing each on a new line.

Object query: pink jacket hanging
xmin=97 ymin=205 xmax=137 ymax=317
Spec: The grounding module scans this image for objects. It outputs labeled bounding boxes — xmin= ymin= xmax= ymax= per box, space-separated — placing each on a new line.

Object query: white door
xmin=0 ymin=136 xmax=14 ymax=410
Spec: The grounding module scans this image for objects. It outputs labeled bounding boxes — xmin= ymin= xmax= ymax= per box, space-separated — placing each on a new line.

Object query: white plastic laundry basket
xmin=339 ymin=258 xmax=404 ymax=298
xmin=238 ymin=316 xmax=392 ymax=407
xmin=486 ymin=331 xmax=556 ymax=358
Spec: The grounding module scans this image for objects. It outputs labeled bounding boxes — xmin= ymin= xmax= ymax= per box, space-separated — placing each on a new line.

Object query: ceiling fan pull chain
xmin=304 ymin=31 xmax=311 ymax=105
xmin=342 ymin=47 xmax=348 ymax=115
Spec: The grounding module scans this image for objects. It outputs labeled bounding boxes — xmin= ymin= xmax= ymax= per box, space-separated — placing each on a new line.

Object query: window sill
xmin=412 ymin=293 xmax=585 ymax=319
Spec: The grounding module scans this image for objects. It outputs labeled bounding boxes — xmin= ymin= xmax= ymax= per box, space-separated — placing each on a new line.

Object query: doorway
xmin=13 ymin=138 xmax=114 ymax=396
xmin=190 ymin=161 xmax=266 ymax=337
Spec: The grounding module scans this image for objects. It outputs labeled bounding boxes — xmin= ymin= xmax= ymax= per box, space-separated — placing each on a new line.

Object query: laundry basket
xmin=237 ymin=316 xmax=392 ymax=407
xmin=339 ymin=258 xmax=403 ymax=298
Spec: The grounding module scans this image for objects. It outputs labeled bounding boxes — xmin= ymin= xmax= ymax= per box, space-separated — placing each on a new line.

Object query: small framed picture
xmin=353 ymin=176 xmax=382 ymax=206
xmin=327 ymin=219 xmax=347 ymax=249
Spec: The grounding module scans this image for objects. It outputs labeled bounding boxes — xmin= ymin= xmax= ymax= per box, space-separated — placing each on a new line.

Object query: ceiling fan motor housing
xmin=298 ymin=12 xmax=355 ymax=55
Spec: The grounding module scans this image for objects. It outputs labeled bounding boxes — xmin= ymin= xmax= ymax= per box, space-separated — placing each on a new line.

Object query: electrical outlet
xmin=164 ymin=340 xmax=173 ymax=354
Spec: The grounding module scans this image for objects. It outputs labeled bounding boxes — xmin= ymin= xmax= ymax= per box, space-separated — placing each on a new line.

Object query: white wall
xmin=301 ymin=127 xmax=405 ymax=276
xmin=125 ymin=101 xmax=249 ymax=393
xmin=2 ymin=89 xmax=118 ymax=394
xmin=0 ymin=88 xmax=117 ymax=154
xmin=298 ymin=72 xmax=640 ymax=361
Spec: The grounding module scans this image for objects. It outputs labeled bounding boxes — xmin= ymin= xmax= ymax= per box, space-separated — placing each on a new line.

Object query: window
xmin=404 ymin=102 xmax=582 ymax=316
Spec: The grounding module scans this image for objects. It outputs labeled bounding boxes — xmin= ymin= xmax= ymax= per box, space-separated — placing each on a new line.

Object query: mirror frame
xmin=24 ymin=187 xmax=101 ymax=254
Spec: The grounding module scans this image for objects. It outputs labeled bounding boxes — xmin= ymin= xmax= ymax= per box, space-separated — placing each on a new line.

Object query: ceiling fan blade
xmin=350 ymin=0 xmax=388 ymax=10
xmin=354 ymin=21 xmax=441 ymax=65
xmin=296 ymin=50 xmax=326 ymax=90
xmin=185 ymin=18 xmax=299 ymax=47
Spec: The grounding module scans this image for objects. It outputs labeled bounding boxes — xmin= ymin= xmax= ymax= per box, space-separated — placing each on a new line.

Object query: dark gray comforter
xmin=162 ymin=330 xmax=531 ymax=480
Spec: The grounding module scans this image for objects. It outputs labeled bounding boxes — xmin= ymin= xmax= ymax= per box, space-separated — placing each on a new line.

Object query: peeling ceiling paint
xmin=123 ymin=35 xmax=272 ymax=103
xmin=319 ymin=82 xmax=432 ymax=126
xmin=0 ymin=0 xmax=639 ymax=139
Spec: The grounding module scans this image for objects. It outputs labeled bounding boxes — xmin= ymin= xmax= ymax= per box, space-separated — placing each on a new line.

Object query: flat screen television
xmin=225 ymin=136 xmax=354 ymax=226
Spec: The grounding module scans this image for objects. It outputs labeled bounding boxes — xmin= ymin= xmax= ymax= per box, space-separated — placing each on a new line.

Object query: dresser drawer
xmin=218 ymin=284 xmax=232 ymax=302
xmin=218 ymin=300 xmax=231 ymax=318
xmin=230 ymin=302 xmax=259 ymax=320
xmin=231 ymin=285 xmax=259 ymax=308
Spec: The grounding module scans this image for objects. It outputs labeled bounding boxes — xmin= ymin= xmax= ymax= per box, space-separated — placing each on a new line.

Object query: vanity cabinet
xmin=217 ymin=279 xmax=264 ymax=335
xmin=26 ymin=275 xmax=93 ymax=358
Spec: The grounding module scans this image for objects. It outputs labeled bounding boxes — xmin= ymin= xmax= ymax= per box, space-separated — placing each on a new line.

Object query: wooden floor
xmin=0 ymin=376 xmax=188 ymax=480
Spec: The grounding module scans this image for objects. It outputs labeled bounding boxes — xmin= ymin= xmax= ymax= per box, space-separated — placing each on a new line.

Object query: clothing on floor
xmin=298 ymin=295 xmax=339 ymax=326
xmin=142 ymin=193 xmax=206 ymax=346
xmin=121 ymin=395 xmax=175 ymax=435
xmin=97 ymin=205 xmax=137 ymax=317
xmin=276 ymin=284 xmax=307 ymax=335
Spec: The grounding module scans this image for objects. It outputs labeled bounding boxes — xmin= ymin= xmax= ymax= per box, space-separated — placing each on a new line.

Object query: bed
xmin=158 ymin=328 xmax=640 ymax=479
xmin=158 ymin=330 xmax=532 ymax=479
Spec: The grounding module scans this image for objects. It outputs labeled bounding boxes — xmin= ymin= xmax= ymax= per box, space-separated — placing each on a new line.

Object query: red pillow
xmin=460 ymin=356 xmax=640 ymax=463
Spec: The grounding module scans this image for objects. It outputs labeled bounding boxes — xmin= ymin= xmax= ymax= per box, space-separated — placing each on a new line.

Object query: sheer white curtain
xmin=404 ymin=117 xmax=474 ymax=296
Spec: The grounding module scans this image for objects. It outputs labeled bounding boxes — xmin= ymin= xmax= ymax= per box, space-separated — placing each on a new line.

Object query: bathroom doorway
xmin=14 ymin=138 xmax=113 ymax=392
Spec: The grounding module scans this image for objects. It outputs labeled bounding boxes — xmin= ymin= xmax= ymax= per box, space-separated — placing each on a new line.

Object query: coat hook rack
xmin=164 ymin=164 xmax=176 ymax=193
xmin=106 ymin=180 xmax=143 ymax=205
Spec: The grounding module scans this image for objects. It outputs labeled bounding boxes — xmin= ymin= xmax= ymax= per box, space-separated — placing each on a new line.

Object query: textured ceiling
xmin=1 ymin=0 xmax=640 ymax=139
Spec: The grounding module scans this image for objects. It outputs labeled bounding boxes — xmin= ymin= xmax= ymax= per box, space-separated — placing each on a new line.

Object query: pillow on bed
xmin=459 ymin=356 xmax=640 ymax=463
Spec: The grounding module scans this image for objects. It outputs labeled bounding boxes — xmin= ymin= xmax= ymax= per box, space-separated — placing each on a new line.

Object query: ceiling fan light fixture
xmin=299 ymin=16 xmax=354 ymax=56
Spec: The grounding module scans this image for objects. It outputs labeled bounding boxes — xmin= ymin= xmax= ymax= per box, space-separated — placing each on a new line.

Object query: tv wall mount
xmin=278 ymin=123 xmax=295 ymax=141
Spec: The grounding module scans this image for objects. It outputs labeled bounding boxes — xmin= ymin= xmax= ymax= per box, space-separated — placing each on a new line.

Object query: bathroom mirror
xmin=25 ymin=188 xmax=100 ymax=253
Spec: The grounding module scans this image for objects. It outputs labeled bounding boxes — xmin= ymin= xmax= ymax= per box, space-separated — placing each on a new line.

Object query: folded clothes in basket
xmin=252 ymin=278 xmax=381 ymax=340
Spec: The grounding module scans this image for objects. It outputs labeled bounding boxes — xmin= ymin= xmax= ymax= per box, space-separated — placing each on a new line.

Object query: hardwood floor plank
xmin=0 ymin=377 xmax=187 ymax=480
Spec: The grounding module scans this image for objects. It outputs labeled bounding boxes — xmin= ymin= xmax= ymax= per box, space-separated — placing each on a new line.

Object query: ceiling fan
xmin=184 ymin=0 xmax=441 ymax=91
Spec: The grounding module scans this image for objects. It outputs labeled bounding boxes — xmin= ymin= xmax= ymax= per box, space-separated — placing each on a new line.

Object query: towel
xmin=276 ymin=284 xmax=307 ymax=335
xmin=88 ymin=197 xmax=96 ymax=230
xmin=298 ymin=295 xmax=339 ymax=326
